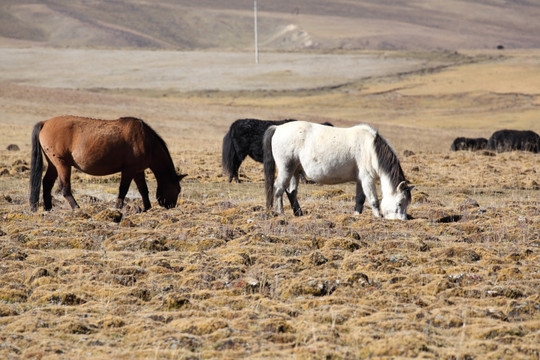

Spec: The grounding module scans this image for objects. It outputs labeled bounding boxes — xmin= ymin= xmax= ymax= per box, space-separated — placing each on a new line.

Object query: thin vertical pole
xmin=254 ymin=0 xmax=259 ymax=64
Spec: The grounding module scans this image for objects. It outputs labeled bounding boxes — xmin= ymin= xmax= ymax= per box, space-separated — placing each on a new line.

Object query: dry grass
xmin=0 ymin=48 xmax=539 ymax=359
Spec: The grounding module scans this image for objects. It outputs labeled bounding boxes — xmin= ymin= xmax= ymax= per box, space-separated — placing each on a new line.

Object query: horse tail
xmin=30 ymin=121 xmax=45 ymax=211
xmin=263 ymin=126 xmax=277 ymax=210
xmin=221 ymin=127 xmax=237 ymax=181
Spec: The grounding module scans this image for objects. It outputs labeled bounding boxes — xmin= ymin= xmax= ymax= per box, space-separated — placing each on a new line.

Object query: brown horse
xmin=30 ymin=116 xmax=186 ymax=211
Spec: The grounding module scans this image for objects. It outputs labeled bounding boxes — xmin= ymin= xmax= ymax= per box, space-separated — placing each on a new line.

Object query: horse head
xmin=380 ymin=181 xmax=413 ymax=221
xmin=157 ymin=173 xmax=187 ymax=208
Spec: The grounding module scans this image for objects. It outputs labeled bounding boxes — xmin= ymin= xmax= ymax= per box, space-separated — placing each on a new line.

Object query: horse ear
xmin=178 ymin=173 xmax=188 ymax=181
xmin=397 ymin=181 xmax=408 ymax=192
xmin=398 ymin=181 xmax=414 ymax=193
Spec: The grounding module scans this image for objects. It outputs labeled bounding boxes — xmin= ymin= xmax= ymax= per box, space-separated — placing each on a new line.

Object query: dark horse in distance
xmin=450 ymin=137 xmax=488 ymax=151
xmin=30 ymin=116 xmax=186 ymax=211
xmin=487 ymin=129 xmax=540 ymax=153
xmin=222 ymin=118 xmax=332 ymax=182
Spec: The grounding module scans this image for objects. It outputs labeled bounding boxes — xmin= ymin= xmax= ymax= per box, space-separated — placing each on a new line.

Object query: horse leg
xmin=231 ymin=155 xmax=243 ymax=183
xmin=274 ymin=184 xmax=285 ymax=214
xmin=57 ymin=165 xmax=79 ymax=209
xmin=274 ymin=162 xmax=295 ymax=214
xmin=360 ymin=177 xmax=381 ymax=218
xmin=285 ymin=172 xmax=303 ymax=216
xmin=133 ymin=172 xmax=151 ymax=211
xmin=354 ymin=181 xmax=366 ymax=215
xmin=116 ymin=172 xmax=133 ymax=209
xmin=56 ymin=179 xmax=64 ymax=193
xmin=274 ymin=174 xmax=289 ymax=215
xmin=231 ymin=153 xmax=247 ymax=183
xmin=42 ymin=164 xmax=58 ymax=211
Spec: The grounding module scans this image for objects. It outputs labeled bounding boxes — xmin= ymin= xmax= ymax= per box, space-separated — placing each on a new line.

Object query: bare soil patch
xmin=0 ymin=48 xmax=429 ymax=92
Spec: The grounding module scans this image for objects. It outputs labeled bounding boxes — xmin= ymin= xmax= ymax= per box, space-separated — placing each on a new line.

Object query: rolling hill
xmin=0 ymin=0 xmax=539 ymax=50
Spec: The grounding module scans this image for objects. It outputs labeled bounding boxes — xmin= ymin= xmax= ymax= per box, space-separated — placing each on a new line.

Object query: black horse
xmin=222 ymin=119 xmax=332 ymax=182
xmin=487 ymin=129 xmax=539 ymax=153
xmin=450 ymin=137 xmax=488 ymax=151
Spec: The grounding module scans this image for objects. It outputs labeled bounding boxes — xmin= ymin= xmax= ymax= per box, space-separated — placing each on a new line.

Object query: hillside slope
xmin=0 ymin=0 xmax=539 ymax=50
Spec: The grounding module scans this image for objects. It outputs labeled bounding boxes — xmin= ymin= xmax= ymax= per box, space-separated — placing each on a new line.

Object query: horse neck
xmin=372 ymin=133 xmax=405 ymax=198
xmin=149 ymin=145 xmax=175 ymax=183
xmin=379 ymin=173 xmax=398 ymax=199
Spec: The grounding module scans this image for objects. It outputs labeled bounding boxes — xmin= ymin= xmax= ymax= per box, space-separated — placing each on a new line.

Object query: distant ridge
xmin=0 ymin=0 xmax=539 ymax=50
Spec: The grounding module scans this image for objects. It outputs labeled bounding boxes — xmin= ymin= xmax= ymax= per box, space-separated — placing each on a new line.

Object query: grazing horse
xmin=450 ymin=137 xmax=488 ymax=151
xmin=263 ymin=121 xmax=413 ymax=220
xmin=222 ymin=119 xmax=297 ymax=182
xmin=222 ymin=118 xmax=333 ymax=182
xmin=30 ymin=116 xmax=186 ymax=211
xmin=487 ymin=129 xmax=539 ymax=153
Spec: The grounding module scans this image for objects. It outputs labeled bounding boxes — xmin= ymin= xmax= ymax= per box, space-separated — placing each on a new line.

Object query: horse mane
xmin=121 ymin=117 xmax=177 ymax=178
xmin=373 ymin=132 xmax=407 ymax=190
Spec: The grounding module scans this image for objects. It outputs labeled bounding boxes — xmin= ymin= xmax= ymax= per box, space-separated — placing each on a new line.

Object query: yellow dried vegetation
xmin=0 ymin=49 xmax=539 ymax=359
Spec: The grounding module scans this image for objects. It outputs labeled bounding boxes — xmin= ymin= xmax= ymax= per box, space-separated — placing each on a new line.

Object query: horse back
xmin=39 ymin=116 xmax=149 ymax=175
xmin=230 ymin=118 xmax=296 ymax=162
xmin=488 ymin=129 xmax=540 ymax=153
xmin=273 ymin=121 xmax=373 ymax=156
xmin=272 ymin=121 xmax=373 ymax=184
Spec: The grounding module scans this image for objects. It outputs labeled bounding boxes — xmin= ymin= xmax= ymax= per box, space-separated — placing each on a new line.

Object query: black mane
xmin=373 ymin=132 xmax=408 ymax=192
xmin=122 ymin=117 xmax=177 ymax=179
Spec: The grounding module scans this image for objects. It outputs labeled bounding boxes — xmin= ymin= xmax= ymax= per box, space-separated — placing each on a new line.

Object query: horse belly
xmin=72 ymin=144 xmax=143 ymax=176
xmin=70 ymin=150 xmax=119 ymax=175
xmin=302 ymin=158 xmax=357 ymax=184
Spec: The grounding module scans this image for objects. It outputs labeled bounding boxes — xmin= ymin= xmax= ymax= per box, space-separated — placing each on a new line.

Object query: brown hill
xmin=0 ymin=0 xmax=539 ymax=50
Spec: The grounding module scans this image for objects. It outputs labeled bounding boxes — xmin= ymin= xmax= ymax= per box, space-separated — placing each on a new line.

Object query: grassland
xmin=0 ymin=48 xmax=539 ymax=359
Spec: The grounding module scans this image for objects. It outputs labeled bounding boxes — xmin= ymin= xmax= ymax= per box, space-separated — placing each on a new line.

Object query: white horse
xmin=263 ymin=121 xmax=413 ymax=220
